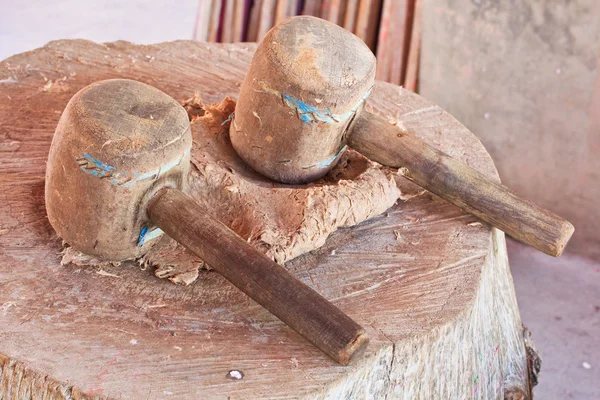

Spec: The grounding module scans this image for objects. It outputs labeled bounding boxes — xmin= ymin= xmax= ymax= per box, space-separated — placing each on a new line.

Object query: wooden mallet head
xmin=231 ymin=16 xmax=375 ymax=184
xmin=45 ymin=79 xmax=191 ymax=261
xmin=231 ymin=16 xmax=574 ymax=256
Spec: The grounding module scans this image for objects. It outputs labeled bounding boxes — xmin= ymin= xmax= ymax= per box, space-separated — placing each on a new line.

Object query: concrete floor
xmin=509 ymin=239 xmax=600 ymax=399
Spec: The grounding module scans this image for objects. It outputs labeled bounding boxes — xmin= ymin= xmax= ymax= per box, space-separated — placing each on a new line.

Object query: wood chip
xmin=394 ymin=230 xmax=404 ymax=242
xmin=95 ymin=269 xmax=120 ymax=278
xmin=467 ymin=222 xmax=483 ymax=227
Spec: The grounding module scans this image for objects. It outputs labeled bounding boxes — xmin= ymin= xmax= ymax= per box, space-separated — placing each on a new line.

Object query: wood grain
xmin=148 ymin=188 xmax=368 ymax=365
xmin=348 ymin=110 xmax=574 ymax=256
xmin=342 ymin=0 xmax=359 ymax=32
xmin=0 ymin=40 xmax=530 ymax=398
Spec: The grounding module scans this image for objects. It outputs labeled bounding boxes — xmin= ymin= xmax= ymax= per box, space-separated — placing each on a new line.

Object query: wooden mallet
xmin=44 ymin=79 xmax=368 ymax=365
xmin=230 ymin=16 xmax=574 ymax=257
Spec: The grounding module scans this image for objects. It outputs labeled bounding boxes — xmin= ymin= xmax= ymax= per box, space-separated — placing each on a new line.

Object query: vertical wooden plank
xmin=287 ymin=0 xmax=301 ymax=17
xmin=320 ymin=0 xmax=331 ymax=21
xmin=302 ymin=0 xmax=322 ymax=17
xmin=404 ymin=0 xmax=422 ymax=91
xmin=246 ymin=0 xmax=262 ymax=41
xmin=208 ymin=0 xmax=223 ymax=42
xmin=221 ymin=0 xmax=235 ymax=42
xmin=193 ymin=0 xmax=213 ymax=41
xmin=375 ymin=0 xmax=392 ymax=81
xmin=232 ymin=0 xmax=245 ymax=41
xmin=389 ymin=0 xmax=411 ymax=85
xmin=275 ymin=0 xmax=289 ymax=24
xmin=354 ymin=0 xmax=370 ymax=41
xmin=343 ymin=0 xmax=359 ymax=32
xmin=327 ymin=0 xmax=346 ymax=25
xmin=355 ymin=0 xmax=382 ymax=49
xmin=256 ymin=0 xmax=276 ymax=41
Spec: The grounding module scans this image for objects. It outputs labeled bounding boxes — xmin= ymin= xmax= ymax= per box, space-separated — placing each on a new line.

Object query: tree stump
xmin=0 ymin=41 xmax=531 ymax=399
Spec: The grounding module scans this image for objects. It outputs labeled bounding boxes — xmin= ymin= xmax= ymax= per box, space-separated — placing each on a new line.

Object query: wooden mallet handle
xmin=148 ymin=187 xmax=368 ymax=365
xmin=348 ymin=111 xmax=574 ymax=257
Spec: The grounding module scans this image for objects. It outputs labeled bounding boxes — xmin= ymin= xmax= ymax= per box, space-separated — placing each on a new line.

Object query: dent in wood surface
xmin=58 ymin=94 xmax=402 ymax=285
xmin=144 ymin=96 xmax=400 ymax=283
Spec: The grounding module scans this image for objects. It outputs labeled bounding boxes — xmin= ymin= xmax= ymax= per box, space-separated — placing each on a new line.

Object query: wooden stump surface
xmin=0 ymin=41 xmax=528 ymax=399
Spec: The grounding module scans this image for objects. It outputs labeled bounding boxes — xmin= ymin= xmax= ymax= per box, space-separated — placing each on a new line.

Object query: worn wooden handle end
xmin=338 ymin=329 xmax=370 ymax=366
xmin=348 ymin=111 xmax=574 ymax=257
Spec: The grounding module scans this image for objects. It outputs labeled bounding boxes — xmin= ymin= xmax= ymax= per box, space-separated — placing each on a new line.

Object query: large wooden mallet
xmin=45 ymin=79 xmax=368 ymax=365
xmin=230 ymin=16 xmax=574 ymax=257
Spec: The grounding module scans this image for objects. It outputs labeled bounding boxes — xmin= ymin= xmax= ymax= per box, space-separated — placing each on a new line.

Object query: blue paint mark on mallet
xmin=257 ymin=81 xmax=372 ymax=125
xmin=77 ymin=149 xmax=190 ymax=187
xmin=137 ymin=225 xmax=164 ymax=246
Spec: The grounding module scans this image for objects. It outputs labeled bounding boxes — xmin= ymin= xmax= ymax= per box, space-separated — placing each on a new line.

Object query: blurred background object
xmin=192 ymin=0 xmax=423 ymax=90
xmin=1 ymin=1 xmax=598 ymax=398
xmin=1 ymin=0 xmax=424 ymax=89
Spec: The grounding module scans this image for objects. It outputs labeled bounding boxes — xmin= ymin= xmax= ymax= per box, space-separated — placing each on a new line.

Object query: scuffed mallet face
xmin=45 ymin=79 xmax=191 ymax=261
xmin=230 ymin=16 xmax=376 ymax=184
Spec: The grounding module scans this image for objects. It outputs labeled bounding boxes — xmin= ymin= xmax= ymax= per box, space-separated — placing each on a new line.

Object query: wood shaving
xmin=95 ymin=269 xmax=120 ymax=278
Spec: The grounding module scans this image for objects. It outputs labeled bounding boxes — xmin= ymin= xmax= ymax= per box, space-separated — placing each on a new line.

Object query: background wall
xmin=420 ymin=0 xmax=600 ymax=260
xmin=0 ymin=0 xmax=198 ymax=61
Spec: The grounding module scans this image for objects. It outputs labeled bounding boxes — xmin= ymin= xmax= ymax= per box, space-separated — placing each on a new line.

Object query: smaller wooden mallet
xmin=230 ymin=16 xmax=574 ymax=257
xmin=45 ymin=79 xmax=368 ymax=365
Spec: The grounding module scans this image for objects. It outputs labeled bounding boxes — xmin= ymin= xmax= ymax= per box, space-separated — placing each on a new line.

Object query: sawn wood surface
xmin=0 ymin=40 xmax=529 ymax=399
